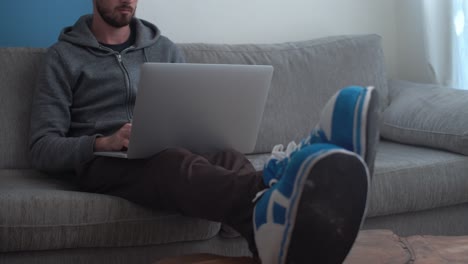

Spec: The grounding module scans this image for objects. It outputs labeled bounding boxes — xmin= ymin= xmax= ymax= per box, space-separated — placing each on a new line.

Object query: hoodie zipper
xmin=99 ymin=45 xmax=134 ymax=122
xmin=115 ymin=52 xmax=132 ymax=121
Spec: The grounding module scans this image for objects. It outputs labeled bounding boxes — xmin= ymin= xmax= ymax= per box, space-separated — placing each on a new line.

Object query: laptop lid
xmin=97 ymin=63 xmax=273 ymax=159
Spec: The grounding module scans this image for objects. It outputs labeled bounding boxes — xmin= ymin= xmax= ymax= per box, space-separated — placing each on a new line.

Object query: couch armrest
xmin=381 ymin=79 xmax=468 ymax=155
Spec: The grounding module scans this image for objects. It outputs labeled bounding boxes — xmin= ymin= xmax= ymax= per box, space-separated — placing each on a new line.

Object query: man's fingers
xmin=122 ymin=139 xmax=130 ymax=148
xmin=120 ymin=123 xmax=132 ymax=138
xmin=106 ymin=123 xmax=132 ymax=150
xmin=122 ymin=123 xmax=132 ymax=130
xmin=121 ymin=128 xmax=131 ymax=139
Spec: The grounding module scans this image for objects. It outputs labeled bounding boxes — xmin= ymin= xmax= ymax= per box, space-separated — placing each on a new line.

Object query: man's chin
xmin=106 ymin=17 xmax=133 ymax=28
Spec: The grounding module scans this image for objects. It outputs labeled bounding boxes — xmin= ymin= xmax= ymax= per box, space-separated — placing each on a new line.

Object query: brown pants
xmin=76 ymin=148 xmax=266 ymax=254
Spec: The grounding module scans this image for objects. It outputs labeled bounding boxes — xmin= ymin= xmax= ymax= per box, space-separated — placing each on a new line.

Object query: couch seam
xmin=0 ymin=215 xmax=220 ymax=228
xmin=375 ymin=157 xmax=468 ymax=175
xmin=382 ymin=122 xmax=468 ymax=138
xmin=181 ymin=35 xmax=378 ymax=55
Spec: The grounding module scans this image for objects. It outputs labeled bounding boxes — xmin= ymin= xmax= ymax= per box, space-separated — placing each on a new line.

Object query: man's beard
xmin=96 ymin=1 xmax=135 ymax=28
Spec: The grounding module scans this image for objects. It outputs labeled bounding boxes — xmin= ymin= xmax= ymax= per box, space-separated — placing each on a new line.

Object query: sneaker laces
xmin=285 ymin=141 xmax=299 ymax=156
xmin=267 ymin=141 xmax=299 ymax=164
xmin=263 ymin=141 xmax=301 ymax=188
xmin=255 ymin=141 xmax=302 ymax=203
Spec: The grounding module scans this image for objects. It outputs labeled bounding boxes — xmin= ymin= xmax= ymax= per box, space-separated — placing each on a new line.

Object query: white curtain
xmin=452 ymin=0 xmax=468 ymax=89
xmin=422 ymin=0 xmax=467 ymax=89
xmin=421 ymin=0 xmax=452 ymax=86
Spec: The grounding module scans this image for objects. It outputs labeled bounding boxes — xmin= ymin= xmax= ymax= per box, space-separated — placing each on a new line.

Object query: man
xmin=29 ymin=0 xmax=378 ymax=263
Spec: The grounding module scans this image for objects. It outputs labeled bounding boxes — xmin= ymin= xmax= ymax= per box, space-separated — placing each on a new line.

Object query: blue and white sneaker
xmin=254 ymin=143 xmax=369 ymax=264
xmin=303 ymin=86 xmax=379 ymax=170
xmin=263 ymin=86 xmax=379 ymax=187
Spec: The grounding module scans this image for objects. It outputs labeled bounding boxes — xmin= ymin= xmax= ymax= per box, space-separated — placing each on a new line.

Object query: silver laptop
xmin=94 ymin=63 xmax=274 ymax=159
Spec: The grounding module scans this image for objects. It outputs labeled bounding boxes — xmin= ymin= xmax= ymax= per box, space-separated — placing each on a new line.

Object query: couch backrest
xmin=179 ymin=34 xmax=388 ymax=153
xmin=0 ymin=34 xmax=388 ymax=169
xmin=0 ymin=48 xmax=46 ymax=169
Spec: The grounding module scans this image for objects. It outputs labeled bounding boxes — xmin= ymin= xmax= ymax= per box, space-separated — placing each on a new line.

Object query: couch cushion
xmin=0 ymin=48 xmax=46 ymax=169
xmin=0 ymin=170 xmax=220 ymax=252
xmin=179 ymin=34 xmax=389 ymax=154
xmin=382 ymin=79 xmax=468 ymax=156
xmin=368 ymin=140 xmax=468 ymax=217
xmin=247 ymin=141 xmax=468 ymax=218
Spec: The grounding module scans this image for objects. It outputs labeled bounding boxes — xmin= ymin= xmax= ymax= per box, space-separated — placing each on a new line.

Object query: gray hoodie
xmin=29 ymin=15 xmax=185 ymax=172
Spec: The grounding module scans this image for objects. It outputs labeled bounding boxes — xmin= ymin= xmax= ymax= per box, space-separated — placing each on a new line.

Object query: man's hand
xmin=94 ymin=123 xmax=132 ymax=152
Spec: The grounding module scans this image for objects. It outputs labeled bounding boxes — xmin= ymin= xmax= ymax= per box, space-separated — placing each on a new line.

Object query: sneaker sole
xmin=285 ymin=150 xmax=369 ymax=264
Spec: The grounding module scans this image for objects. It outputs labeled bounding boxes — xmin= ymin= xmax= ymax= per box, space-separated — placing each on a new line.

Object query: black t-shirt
xmin=100 ymin=23 xmax=136 ymax=53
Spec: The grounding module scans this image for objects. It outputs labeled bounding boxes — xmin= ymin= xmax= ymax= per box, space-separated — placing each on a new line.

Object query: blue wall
xmin=0 ymin=0 xmax=92 ymax=47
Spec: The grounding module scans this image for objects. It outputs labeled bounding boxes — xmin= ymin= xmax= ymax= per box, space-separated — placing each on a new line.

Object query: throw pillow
xmin=381 ymin=80 xmax=468 ymax=155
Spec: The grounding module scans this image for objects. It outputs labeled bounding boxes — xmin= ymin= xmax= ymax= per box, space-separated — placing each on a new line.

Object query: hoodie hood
xmin=59 ymin=14 xmax=161 ymax=50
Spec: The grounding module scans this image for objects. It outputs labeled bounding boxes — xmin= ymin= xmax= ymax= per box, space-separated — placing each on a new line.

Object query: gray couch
xmin=1 ymin=34 xmax=468 ymax=264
